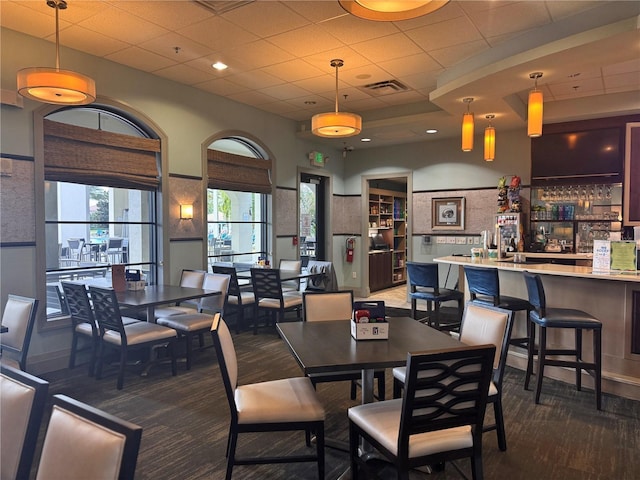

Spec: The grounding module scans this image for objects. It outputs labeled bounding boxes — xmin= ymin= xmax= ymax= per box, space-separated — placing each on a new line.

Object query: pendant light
xmin=311 ymin=59 xmax=362 ymax=138
xmin=338 ymin=0 xmax=450 ymax=21
xmin=484 ymin=115 xmax=496 ymax=162
xmin=461 ymin=97 xmax=474 ymax=152
xmin=527 ymin=72 xmax=543 ymax=138
xmin=17 ymin=0 xmax=96 ymax=105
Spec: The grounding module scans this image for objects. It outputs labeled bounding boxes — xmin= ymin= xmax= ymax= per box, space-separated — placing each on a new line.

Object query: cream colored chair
xmin=349 ymin=345 xmax=495 ymax=480
xmin=302 ymin=290 xmax=385 ymax=400
xmin=157 ymin=273 xmax=230 ymax=370
xmin=0 ymin=295 xmax=39 ymax=371
xmin=35 ymin=394 xmax=142 ymax=480
xmin=393 ymin=302 xmax=515 ymax=451
xmin=279 ymin=259 xmax=302 ymax=292
xmin=1 ymin=365 xmax=49 ymax=480
xmin=154 ymin=269 xmax=206 ymax=319
xmin=210 ymin=314 xmax=325 ymax=479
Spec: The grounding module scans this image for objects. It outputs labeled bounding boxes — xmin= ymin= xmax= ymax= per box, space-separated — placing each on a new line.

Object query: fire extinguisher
xmin=346 ymin=237 xmax=355 ymax=263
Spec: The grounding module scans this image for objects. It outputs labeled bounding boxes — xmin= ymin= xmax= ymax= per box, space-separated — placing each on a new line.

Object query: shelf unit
xmin=529 ymin=183 xmax=623 ymax=253
xmin=369 ymin=188 xmax=407 ymax=290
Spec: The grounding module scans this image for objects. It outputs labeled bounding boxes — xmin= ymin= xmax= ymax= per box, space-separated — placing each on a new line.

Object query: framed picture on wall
xmin=432 ymin=197 xmax=465 ymax=230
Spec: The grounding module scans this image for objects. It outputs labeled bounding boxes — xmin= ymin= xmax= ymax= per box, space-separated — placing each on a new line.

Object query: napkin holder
xmin=350 ymin=300 xmax=388 ymax=340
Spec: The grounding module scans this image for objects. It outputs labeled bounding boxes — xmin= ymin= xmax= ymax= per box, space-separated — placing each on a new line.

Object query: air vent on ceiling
xmin=359 ymin=79 xmax=410 ymax=96
xmin=193 ymin=1 xmax=254 ymax=15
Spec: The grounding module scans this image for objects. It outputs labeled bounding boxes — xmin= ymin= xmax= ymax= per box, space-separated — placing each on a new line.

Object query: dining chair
xmin=305 ymin=260 xmax=339 ymax=292
xmin=154 ymin=269 xmax=207 ymax=319
xmin=157 ymin=272 xmax=230 ymax=370
xmin=89 ymin=286 xmax=178 ymax=390
xmin=210 ymin=314 xmax=325 ymax=480
xmin=523 ymin=271 xmax=602 ymax=410
xmin=0 ymin=294 xmax=39 ymax=371
xmin=1 ymin=365 xmax=49 ymax=480
xmin=393 ymin=302 xmax=515 ymax=451
xmin=62 ymin=281 xmax=101 ymax=376
xmin=45 ymin=284 xmax=68 ymax=318
xmin=406 ymin=261 xmax=464 ymax=331
xmin=250 ymin=267 xmax=302 ymax=335
xmin=279 ymin=259 xmax=302 ymax=292
xmin=349 ymin=345 xmax=495 ymax=480
xmin=212 ymin=264 xmax=255 ymax=333
xmin=464 ymin=265 xmax=532 ymax=351
xmin=302 ymin=290 xmax=385 ymax=401
xmin=104 ymin=237 xmax=125 ymax=264
xmin=35 ymin=394 xmax=142 ymax=480
xmin=60 ymin=238 xmax=86 ymax=266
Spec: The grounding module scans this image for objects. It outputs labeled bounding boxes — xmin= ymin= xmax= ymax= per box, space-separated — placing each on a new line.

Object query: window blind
xmin=207 ymin=149 xmax=272 ymax=194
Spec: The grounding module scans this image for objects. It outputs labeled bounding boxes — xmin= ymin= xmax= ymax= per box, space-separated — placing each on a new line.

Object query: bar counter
xmin=435 ymin=255 xmax=640 ymax=401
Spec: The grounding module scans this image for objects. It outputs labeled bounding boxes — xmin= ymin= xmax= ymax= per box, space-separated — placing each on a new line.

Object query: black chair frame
xmin=62 ymin=281 xmax=100 ymax=376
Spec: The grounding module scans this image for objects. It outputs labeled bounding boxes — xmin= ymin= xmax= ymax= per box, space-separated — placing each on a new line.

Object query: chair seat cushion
xmin=154 ymin=305 xmax=198 ymax=318
xmin=531 ymin=308 xmax=602 ymax=329
xmin=103 ymin=322 xmax=176 ymax=346
xmin=227 ymin=291 xmax=255 ymax=306
xmin=258 ymin=294 xmax=302 ymax=310
xmin=157 ymin=313 xmax=214 ymax=332
xmin=349 ymin=399 xmax=472 ymax=457
xmin=410 ymin=288 xmax=463 ymax=303
xmin=473 ymin=295 xmax=531 ymax=312
xmin=394 ymin=367 xmax=497 ymax=397
xmin=235 ymin=377 xmax=325 ymax=424
xmin=74 ymin=322 xmax=94 ymax=335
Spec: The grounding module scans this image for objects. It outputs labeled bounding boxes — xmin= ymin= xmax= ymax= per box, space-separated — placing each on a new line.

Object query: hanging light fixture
xmin=339 ymin=0 xmax=449 ymax=21
xmin=17 ymin=0 xmax=96 ymax=105
xmin=461 ymin=97 xmax=474 ymax=152
xmin=484 ymin=114 xmax=496 ymax=162
xmin=311 ymin=59 xmax=362 ymax=138
xmin=527 ymin=72 xmax=543 ymax=138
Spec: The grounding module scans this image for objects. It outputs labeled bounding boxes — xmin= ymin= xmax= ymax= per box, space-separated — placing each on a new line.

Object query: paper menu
xmin=592 ymin=240 xmax=610 ymax=272
xmin=609 ymin=241 xmax=637 ymax=272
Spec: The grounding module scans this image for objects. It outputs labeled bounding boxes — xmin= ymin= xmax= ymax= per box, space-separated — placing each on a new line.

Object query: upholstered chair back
xmin=1 ymin=295 xmax=39 ymax=370
xmin=303 ymin=291 xmax=353 ymax=322
xmin=460 ymin=303 xmax=513 ymax=371
xmin=199 ymin=273 xmax=230 ymax=314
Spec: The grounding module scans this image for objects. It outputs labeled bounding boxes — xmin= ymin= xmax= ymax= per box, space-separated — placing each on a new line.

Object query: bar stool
xmin=406 ymin=261 xmax=463 ymax=331
xmin=523 ymin=272 xmax=602 ymax=410
xmin=463 ymin=265 xmax=532 ymax=350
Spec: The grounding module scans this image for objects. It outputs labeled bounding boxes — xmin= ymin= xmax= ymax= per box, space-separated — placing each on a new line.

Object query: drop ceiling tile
xmin=604 ymin=58 xmax=640 ymax=76
xmin=319 ymin=13 xmax=400 ymax=45
xmin=303 ymin=47 xmax=371 ymax=72
xmin=377 ymin=90 xmax=429 ymax=107
xmin=292 ymin=74 xmax=338 ymax=95
xmin=258 ymin=83 xmax=314 ymax=101
xmin=402 ymin=70 xmax=442 ymax=91
xmin=466 ymin=2 xmax=550 ymax=38
xmin=261 ymin=59 xmax=326 ymax=83
xmin=76 ymin=6 xmax=169 ymax=45
xmin=1 ymin=2 xmax=58 ymax=38
xmin=405 ymin=16 xmax=483 ymax=52
xmin=227 ymin=89 xmax=281 ymax=106
xmin=154 ymin=63 xmax=216 ymax=85
xmin=116 ymin=1 xmax=214 ymax=30
xmin=139 ymin=33 xmax=214 ymax=62
xmin=267 ymin=24 xmax=344 ymax=57
xmin=604 ymin=71 xmax=640 ymax=91
xmin=51 ymin=25 xmax=129 ymax=57
xmin=178 ymin=16 xmax=258 ymax=51
xmin=195 ymin=78 xmax=250 ymax=97
xmin=224 ymin=40 xmax=295 ymax=70
xmin=377 ymin=53 xmax=442 ymax=78
xmin=549 ymin=76 xmax=604 ymax=97
xmin=339 ymin=64 xmax=396 ymax=87
xmin=428 ymin=39 xmax=489 ymax=68
xmin=351 ymin=33 xmax=423 ymax=64
xmin=284 ymin=1 xmax=349 ymax=24
xmin=183 ymin=55 xmax=252 ymax=77
xmin=393 ymin=2 xmax=466 ymax=31
xmin=222 ymin=1 xmax=311 ymax=38
xmin=106 ymin=46 xmax=176 ymax=72
xmin=224 ymin=70 xmax=286 ymax=90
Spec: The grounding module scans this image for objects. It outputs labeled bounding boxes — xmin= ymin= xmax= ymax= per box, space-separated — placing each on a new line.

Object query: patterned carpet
xmin=34 ymin=321 xmax=640 ymax=480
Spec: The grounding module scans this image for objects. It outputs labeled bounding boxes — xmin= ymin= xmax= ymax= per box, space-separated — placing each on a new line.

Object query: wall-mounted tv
xmin=531 ymin=127 xmax=623 ymax=183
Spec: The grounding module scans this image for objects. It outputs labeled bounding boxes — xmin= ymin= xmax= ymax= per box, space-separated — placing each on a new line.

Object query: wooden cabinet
xmin=368 ymin=188 xmax=407 ymax=290
xmin=369 ymin=251 xmax=392 ymax=292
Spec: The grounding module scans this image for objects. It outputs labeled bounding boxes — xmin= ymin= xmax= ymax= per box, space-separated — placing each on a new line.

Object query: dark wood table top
xmin=113 ymin=284 xmax=220 ymax=309
xmin=276 ymin=317 xmax=463 ymax=375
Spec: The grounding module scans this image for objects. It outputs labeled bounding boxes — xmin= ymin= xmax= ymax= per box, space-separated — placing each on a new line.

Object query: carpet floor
xmin=34 ymin=319 xmax=640 ymax=480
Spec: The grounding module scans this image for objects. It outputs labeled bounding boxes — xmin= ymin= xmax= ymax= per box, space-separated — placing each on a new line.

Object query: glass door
xmin=300 ymin=173 xmax=327 ymax=263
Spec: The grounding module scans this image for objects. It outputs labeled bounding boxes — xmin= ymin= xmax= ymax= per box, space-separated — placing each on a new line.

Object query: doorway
xmin=299 ymin=172 xmax=327 ymax=264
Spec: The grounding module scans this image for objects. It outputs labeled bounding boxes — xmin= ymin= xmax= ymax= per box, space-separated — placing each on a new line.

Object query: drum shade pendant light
xmin=312 ymin=59 xmax=362 ymax=138
xmin=461 ymin=98 xmax=474 ymax=152
xmin=17 ymin=0 xmax=96 ymax=105
xmin=527 ymin=72 xmax=543 ymax=138
xmin=484 ymin=115 xmax=496 ymax=162
xmin=339 ymin=0 xmax=449 ymax=21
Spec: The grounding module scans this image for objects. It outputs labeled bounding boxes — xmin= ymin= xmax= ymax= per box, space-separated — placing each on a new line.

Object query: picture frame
xmin=432 ymin=197 xmax=465 ymax=230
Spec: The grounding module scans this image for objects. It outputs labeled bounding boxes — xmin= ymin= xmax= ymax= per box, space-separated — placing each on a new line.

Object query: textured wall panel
xmin=0 ymin=158 xmax=35 ymax=243
xmin=333 ymin=195 xmax=361 ymax=235
xmin=276 ymin=187 xmax=296 ymax=236
xmin=169 ymin=176 xmax=204 ymax=239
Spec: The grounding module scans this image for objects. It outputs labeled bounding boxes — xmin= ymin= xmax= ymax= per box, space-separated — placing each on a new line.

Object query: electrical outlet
xmin=352 ymin=271 xmax=357 ymax=279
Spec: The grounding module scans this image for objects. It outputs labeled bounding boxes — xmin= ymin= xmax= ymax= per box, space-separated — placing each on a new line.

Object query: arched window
xmin=43 ymin=107 xmax=160 ymax=319
xmin=207 ymin=137 xmax=272 ymax=267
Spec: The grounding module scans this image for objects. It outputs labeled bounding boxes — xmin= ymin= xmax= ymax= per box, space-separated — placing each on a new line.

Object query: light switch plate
xmin=446 ymin=237 xmax=456 ymax=244
xmin=436 ymin=236 xmax=446 ymax=244
xmin=456 ymin=237 xmax=466 ymax=244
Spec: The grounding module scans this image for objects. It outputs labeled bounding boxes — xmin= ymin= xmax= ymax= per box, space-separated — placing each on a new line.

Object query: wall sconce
xmin=461 ymin=97 xmax=474 ymax=152
xmin=180 ymin=204 xmax=194 ymax=220
xmin=484 ymin=114 xmax=496 ymax=162
xmin=528 ymin=72 xmax=544 ymax=138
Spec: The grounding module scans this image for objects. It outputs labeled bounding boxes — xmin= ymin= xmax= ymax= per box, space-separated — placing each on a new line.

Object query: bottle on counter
xmin=508 ymin=235 xmax=517 ymax=252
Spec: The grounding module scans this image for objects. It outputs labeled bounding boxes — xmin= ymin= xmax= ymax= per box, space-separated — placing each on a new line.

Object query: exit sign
xmin=309 ymin=151 xmax=325 ymax=167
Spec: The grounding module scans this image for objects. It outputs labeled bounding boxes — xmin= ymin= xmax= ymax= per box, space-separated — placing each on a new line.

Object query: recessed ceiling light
xmin=304 ymin=100 xmax=316 ymax=105
xmin=212 ymin=62 xmax=228 ymax=71
xmin=361 ymin=138 xmax=372 ymax=142
xmin=426 ymin=129 xmax=438 ymax=134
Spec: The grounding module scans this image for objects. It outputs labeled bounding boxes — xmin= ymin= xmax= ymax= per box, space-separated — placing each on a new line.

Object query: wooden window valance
xmin=207 ymin=149 xmax=272 ymax=194
xmin=44 ymin=119 xmax=160 ymax=190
